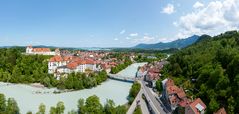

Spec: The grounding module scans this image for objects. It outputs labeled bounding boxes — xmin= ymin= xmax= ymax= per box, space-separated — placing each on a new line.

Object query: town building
xmin=161 ymin=78 xmax=206 ymax=114
xmin=138 ymin=60 xmax=167 ymax=87
xmin=26 ymin=45 xmax=60 ymax=55
xmin=185 ymin=98 xmax=207 ymax=114
xmin=48 ymin=55 xmax=99 ymax=79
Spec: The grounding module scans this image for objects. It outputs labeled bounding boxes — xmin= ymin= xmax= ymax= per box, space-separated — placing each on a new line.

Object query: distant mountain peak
xmin=133 ymin=35 xmax=199 ymax=50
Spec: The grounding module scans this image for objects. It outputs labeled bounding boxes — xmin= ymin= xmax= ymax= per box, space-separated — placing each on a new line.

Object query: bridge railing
xmin=108 ymin=73 xmax=135 ymax=81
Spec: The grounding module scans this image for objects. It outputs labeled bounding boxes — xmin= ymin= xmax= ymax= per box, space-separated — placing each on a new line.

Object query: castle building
xmin=26 ymin=45 xmax=60 ymax=55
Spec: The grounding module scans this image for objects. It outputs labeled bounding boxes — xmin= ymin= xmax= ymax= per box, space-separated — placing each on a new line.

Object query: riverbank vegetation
xmin=128 ymin=82 xmax=141 ymax=104
xmin=78 ymin=95 xmax=127 ymax=114
xmin=165 ymin=31 xmax=239 ymax=113
xmin=133 ymin=106 xmax=142 ymax=114
xmin=134 ymin=53 xmax=166 ymax=63
xmin=26 ymin=95 xmax=127 ymax=114
xmin=56 ymin=71 xmax=108 ymax=90
xmin=0 ymin=93 xmax=19 ymax=114
xmin=0 ymin=48 xmax=108 ymax=90
xmin=110 ymin=58 xmax=132 ymax=74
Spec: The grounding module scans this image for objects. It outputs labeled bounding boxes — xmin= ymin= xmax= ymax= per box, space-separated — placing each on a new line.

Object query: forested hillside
xmin=0 ymin=47 xmax=108 ymax=90
xmin=165 ymin=31 xmax=239 ymax=114
xmin=134 ymin=35 xmax=199 ymax=49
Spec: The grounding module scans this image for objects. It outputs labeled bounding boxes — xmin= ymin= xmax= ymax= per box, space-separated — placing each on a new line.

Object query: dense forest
xmin=0 ymin=47 xmax=108 ymax=90
xmin=165 ymin=31 xmax=239 ymax=113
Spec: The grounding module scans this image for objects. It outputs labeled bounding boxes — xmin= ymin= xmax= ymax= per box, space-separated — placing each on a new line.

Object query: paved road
xmin=139 ymin=95 xmax=150 ymax=114
xmin=140 ymin=80 xmax=167 ymax=114
xmin=126 ymin=87 xmax=150 ymax=114
xmin=127 ymin=80 xmax=167 ymax=114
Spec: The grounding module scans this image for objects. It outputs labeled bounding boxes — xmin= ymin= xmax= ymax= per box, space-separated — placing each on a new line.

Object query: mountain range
xmin=133 ymin=35 xmax=199 ymax=50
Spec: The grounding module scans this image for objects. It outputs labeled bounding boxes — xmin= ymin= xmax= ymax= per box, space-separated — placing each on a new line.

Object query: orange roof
xmin=179 ymin=98 xmax=191 ymax=107
xmin=33 ymin=48 xmax=51 ymax=52
xmin=167 ymin=85 xmax=179 ymax=95
xmin=166 ymin=79 xmax=186 ymax=99
xmin=49 ymin=55 xmax=63 ymax=62
xmin=166 ymin=78 xmax=175 ymax=87
xmin=67 ymin=61 xmax=78 ymax=69
xmin=189 ymin=98 xmax=206 ymax=114
xmin=177 ymin=88 xmax=186 ymax=99
xmin=63 ymin=56 xmax=73 ymax=61
xmin=85 ymin=59 xmax=95 ymax=64
xmin=214 ymin=107 xmax=227 ymax=114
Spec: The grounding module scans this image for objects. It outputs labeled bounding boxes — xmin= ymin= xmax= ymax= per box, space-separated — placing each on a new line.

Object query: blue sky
xmin=0 ymin=0 xmax=238 ymax=47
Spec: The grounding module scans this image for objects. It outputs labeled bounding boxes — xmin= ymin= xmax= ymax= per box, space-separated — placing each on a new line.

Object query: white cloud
xmin=126 ymin=37 xmax=130 ymax=40
xmin=132 ymin=35 xmax=156 ymax=43
xmin=161 ymin=4 xmax=175 ymax=14
xmin=129 ymin=33 xmax=138 ymax=37
xmin=175 ymin=0 xmax=239 ymax=38
xmin=193 ymin=1 xmax=204 ymax=9
xmin=120 ymin=30 xmax=126 ymax=34
xmin=114 ymin=38 xmax=118 ymax=41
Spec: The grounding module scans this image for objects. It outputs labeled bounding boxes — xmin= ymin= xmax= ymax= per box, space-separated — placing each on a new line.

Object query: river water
xmin=0 ymin=63 xmax=146 ymax=113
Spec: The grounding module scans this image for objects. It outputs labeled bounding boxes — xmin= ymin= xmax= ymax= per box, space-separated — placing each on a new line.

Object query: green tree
xmin=68 ymin=110 xmax=77 ymax=114
xmin=77 ymin=98 xmax=85 ymax=114
xmin=0 ymin=93 xmax=6 ymax=113
xmin=37 ymin=103 xmax=46 ymax=114
xmin=115 ymin=105 xmax=127 ymax=114
xmin=156 ymin=80 xmax=163 ymax=92
xmin=208 ymin=98 xmax=219 ymax=113
xmin=49 ymin=107 xmax=56 ymax=114
xmin=133 ymin=106 xmax=142 ymax=114
xmin=26 ymin=111 xmax=33 ymax=114
xmin=84 ymin=95 xmax=103 ymax=114
xmin=104 ymin=99 xmax=116 ymax=114
xmin=56 ymin=101 xmax=65 ymax=114
xmin=6 ymin=98 xmax=19 ymax=114
xmin=228 ymin=96 xmax=235 ymax=114
xmin=128 ymin=82 xmax=141 ymax=104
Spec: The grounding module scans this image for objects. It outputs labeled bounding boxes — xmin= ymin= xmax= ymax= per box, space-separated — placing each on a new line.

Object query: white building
xmin=26 ymin=45 xmax=60 ymax=55
xmin=48 ymin=55 xmax=98 ymax=79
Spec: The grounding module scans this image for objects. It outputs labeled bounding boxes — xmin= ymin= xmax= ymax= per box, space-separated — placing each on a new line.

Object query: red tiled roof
xmin=32 ymin=48 xmax=51 ymax=52
xmin=67 ymin=61 xmax=78 ymax=69
xmin=179 ymin=98 xmax=191 ymax=107
xmin=85 ymin=59 xmax=95 ymax=64
xmin=147 ymin=72 xmax=160 ymax=80
xmin=148 ymin=68 xmax=160 ymax=73
xmin=101 ymin=63 xmax=111 ymax=69
xmin=166 ymin=79 xmax=186 ymax=99
xmin=166 ymin=79 xmax=175 ymax=87
xmin=49 ymin=55 xmax=63 ymax=62
xmin=177 ymin=88 xmax=186 ymax=99
xmin=63 ymin=56 xmax=73 ymax=61
xmin=189 ymin=98 xmax=206 ymax=114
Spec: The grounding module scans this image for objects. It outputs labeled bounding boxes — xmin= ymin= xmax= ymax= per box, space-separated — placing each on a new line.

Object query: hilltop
xmin=134 ymin=35 xmax=199 ymax=50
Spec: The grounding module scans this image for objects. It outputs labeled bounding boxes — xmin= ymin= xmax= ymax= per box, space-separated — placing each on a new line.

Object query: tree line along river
xmin=0 ymin=63 xmax=146 ymax=113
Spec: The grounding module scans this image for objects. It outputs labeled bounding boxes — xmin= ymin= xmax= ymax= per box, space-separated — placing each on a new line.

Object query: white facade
xmin=26 ymin=46 xmax=56 ymax=55
xmin=48 ymin=61 xmax=67 ymax=74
